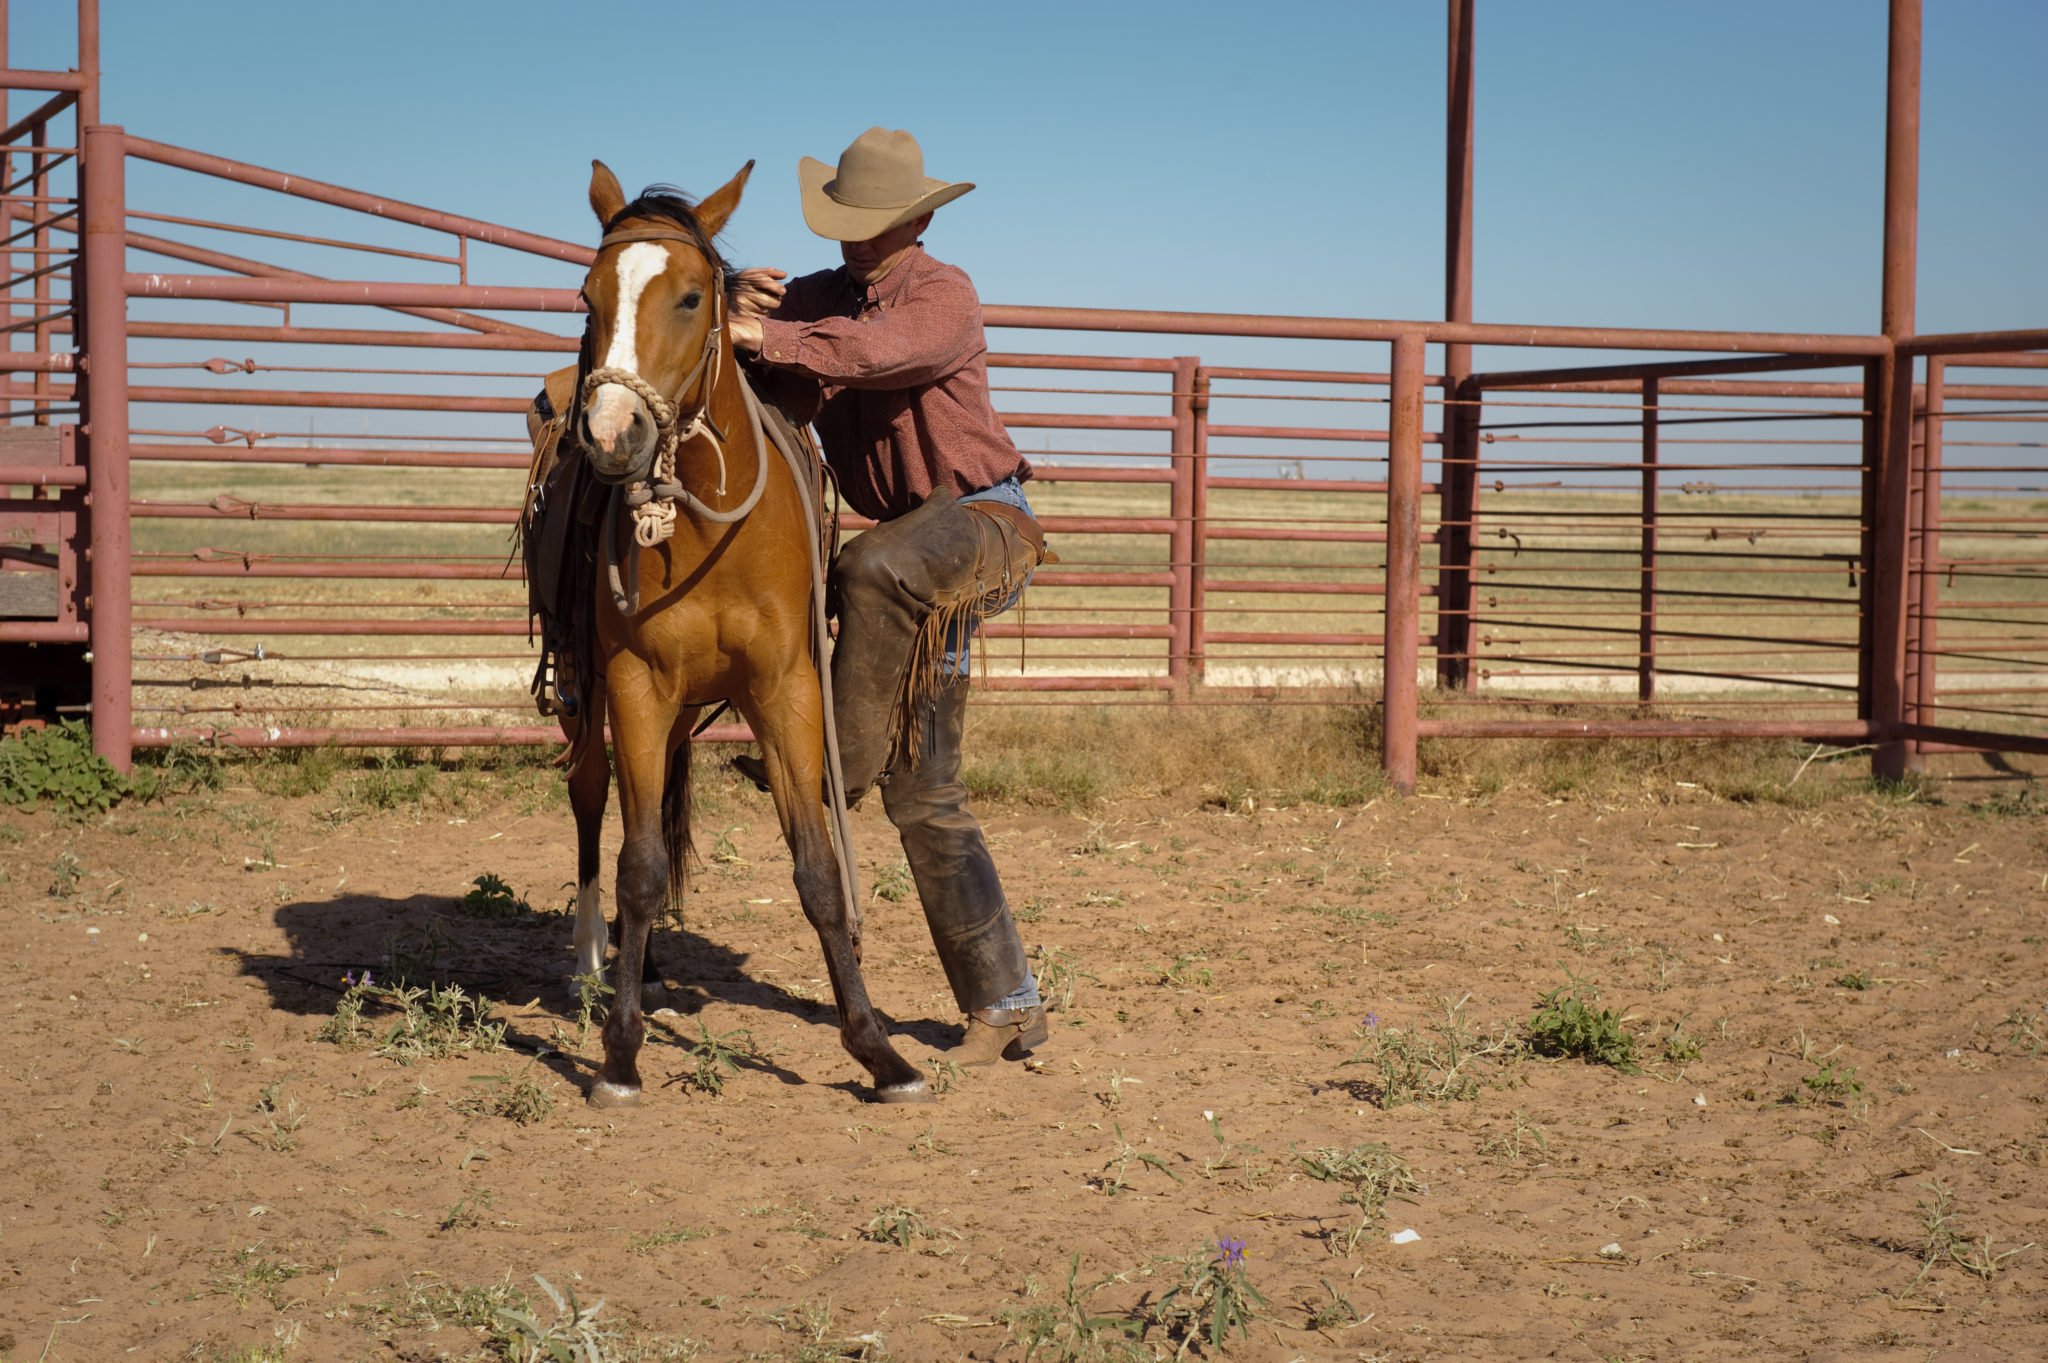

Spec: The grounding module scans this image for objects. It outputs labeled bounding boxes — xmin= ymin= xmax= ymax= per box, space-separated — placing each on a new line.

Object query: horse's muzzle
xmin=581 ymin=387 xmax=660 ymax=485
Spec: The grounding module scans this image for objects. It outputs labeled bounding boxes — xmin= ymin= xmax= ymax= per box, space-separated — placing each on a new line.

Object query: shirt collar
xmin=841 ymin=242 xmax=927 ymax=308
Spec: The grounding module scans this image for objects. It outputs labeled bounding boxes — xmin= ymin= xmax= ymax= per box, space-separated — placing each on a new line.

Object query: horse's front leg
xmin=742 ymin=668 xmax=929 ymax=1103
xmin=590 ymin=668 xmax=685 ymax=1109
xmin=564 ymin=692 xmax=612 ymax=990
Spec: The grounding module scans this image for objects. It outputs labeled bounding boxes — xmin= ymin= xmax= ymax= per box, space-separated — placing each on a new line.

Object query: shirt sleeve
xmin=755 ymin=270 xmax=982 ymax=390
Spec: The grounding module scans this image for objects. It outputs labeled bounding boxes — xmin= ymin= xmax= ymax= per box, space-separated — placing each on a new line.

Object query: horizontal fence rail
xmin=1 ymin=108 xmax=2041 ymax=791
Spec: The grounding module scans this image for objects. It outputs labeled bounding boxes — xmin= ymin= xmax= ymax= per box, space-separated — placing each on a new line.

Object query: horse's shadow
xmin=222 ymin=891 xmax=951 ymax=1091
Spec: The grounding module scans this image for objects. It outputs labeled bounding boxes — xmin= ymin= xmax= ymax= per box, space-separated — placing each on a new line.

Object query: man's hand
xmin=728 ymin=314 xmax=764 ymax=354
xmin=731 ymin=267 xmax=787 ymax=320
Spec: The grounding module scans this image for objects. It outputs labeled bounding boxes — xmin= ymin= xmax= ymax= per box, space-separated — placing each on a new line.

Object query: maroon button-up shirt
xmin=752 ymin=244 xmax=1029 ymax=523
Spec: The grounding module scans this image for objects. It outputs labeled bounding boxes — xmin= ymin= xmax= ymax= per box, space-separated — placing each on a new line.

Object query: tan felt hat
xmin=798 ymin=127 xmax=974 ymax=242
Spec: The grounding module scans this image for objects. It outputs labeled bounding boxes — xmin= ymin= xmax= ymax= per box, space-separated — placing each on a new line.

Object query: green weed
xmin=1917 ymin=1180 xmax=2036 ymax=1283
xmin=1527 ymin=972 xmax=1640 ymax=1072
xmin=459 ymin=871 xmax=532 ymax=919
xmin=996 ymin=1255 xmax=1147 ymax=1363
xmin=0 ymin=721 xmax=135 ymax=814
xmin=1297 ymin=1143 xmax=1423 ymax=1256
xmin=1340 ymin=996 xmax=1516 ymax=1105
xmin=680 ymin=1023 xmax=757 ymax=1096
xmin=1150 ymin=1237 xmax=1269 ymax=1355
xmin=861 ymin=1206 xmax=957 ymax=1250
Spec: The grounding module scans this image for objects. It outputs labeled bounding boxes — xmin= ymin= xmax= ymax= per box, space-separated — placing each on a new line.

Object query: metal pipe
xmin=1638 ymin=378 xmax=1659 ymax=703
xmin=1871 ymin=0 xmax=1922 ymax=778
xmin=81 ymin=123 xmax=130 ymax=771
xmin=123 ymin=272 xmax=584 ymax=313
xmin=75 ymin=0 xmax=98 ymax=126
xmin=1383 ymin=333 xmax=1424 ymax=793
xmin=1420 ymin=719 xmax=1876 ymax=741
xmin=1914 ymin=358 xmax=1943 ymax=748
xmin=122 ymin=136 xmax=592 ymax=265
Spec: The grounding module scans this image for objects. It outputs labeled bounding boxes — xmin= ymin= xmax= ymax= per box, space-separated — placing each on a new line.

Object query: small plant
xmin=1526 ymin=972 xmax=1640 ymax=1072
xmin=210 ymin=1244 xmax=309 ymax=1307
xmin=47 ymin=849 xmax=82 ymax=899
xmin=571 ymin=970 xmax=614 ymax=1045
xmin=251 ymin=1083 xmax=309 ymax=1152
xmin=861 ymin=1205 xmax=958 ymax=1250
xmin=0 ymin=721 xmax=135 ymax=814
xmin=629 ymin=1225 xmax=710 ymax=1255
xmin=1917 ymin=1180 xmax=2036 ymax=1283
xmin=1034 ymin=945 xmax=1091 ymax=1013
xmin=459 ymin=872 xmax=531 ymax=919
xmin=1340 ymin=997 xmax=1515 ymax=1106
xmin=1660 ymin=1021 xmax=1704 ymax=1065
xmin=371 ymin=980 xmax=506 ymax=1065
xmin=382 ymin=918 xmax=455 ymax=987
xmin=1297 ymin=1143 xmax=1423 ymax=1256
xmin=454 ymin=1068 xmax=556 ymax=1126
xmin=440 ymin=1187 xmax=493 ymax=1232
xmin=1834 ymin=968 xmax=1874 ymax=991
xmin=1154 ymin=953 xmax=1213 ymax=992
xmin=869 ymin=859 xmax=913 ymax=903
xmin=680 ymin=1023 xmax=757 ymax=1095
xmin=492 ymin=1274 xmax=618 ymax=1363
xmin=1305 ymin=1279 xmax=1363 ymax=1334
xmin=996 ymin=1255 xmax=1147 ymax=1363
xmin=1800 ymin=1056 xmax=1865 ymax=1107
xmin=1477 ymin=1110 xmax=1551 ymax=1166
xmin=320 ymin=970 xmax=375 ymax=1048
xmin=1094 ymin=1121 xmax=1183 ymax=1196
xmin=1150 ymin=1236 xmax=1269 ymax=1357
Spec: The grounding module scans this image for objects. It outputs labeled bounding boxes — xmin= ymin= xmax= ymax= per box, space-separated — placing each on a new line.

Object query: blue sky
xmin=13 ymin=0 xmax=2042 ymax=338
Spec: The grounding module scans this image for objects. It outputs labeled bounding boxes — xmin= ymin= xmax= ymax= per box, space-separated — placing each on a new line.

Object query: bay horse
xmin=547 ymin=160 xmax=927 ymax=1107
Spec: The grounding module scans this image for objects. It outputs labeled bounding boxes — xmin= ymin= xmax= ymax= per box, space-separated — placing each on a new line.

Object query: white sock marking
xmin=572 ymin=877 xmax=607 ymax=981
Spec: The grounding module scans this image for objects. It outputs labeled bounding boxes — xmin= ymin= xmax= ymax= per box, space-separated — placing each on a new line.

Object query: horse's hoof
xmin=588 ymin=1081 xmax=641 ymax=1109
xmin=874 ymin=1079 xmax=934 ymax=1105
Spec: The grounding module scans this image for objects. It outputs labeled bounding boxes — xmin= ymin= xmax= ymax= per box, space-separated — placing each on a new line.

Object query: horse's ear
xmin=694 ymin=160 xmax=754 ymax=238
xmin=589 ymin=159 xmax=627 ymax=226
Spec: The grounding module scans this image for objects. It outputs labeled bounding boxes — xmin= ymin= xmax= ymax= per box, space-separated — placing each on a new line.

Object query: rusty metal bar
xmin=1165 ymin=356 xmax=1197 ymax=696
xmin=980 ymin=304 xmax=1887 ymax=356
xmin=123 ymin=230 xmax=562 ymax=340
xmin=1914 ymin=358 xmax=1944 ymax=744
xmin=82 ymin=124 xmax=131 ymax=771
xmin=124 ymin=273 xmax=584 ymax=312
xmin=122 ymin=136 xmax=592 ymax=264
xmin=1421 ymin=719 xmax=1875 ymax=741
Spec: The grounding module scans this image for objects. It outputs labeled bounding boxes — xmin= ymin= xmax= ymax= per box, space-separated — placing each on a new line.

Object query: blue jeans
xmin=946 ymin=476 xmax=1036 ymax=678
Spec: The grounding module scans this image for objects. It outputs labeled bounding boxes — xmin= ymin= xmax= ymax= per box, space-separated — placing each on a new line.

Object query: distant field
xmin=122 ymin=457 xmax=2048 ymax=736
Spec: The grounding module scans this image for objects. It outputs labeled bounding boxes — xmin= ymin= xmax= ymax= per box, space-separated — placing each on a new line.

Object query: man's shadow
xmin=224 ymin=890 xmax=954 ymax=1091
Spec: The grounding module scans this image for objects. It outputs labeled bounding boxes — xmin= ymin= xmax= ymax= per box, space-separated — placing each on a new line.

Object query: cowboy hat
xmin=797 ymin=127 xmax=974 ymax=242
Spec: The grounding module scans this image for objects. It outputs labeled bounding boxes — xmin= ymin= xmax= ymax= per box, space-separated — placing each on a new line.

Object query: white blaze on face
xmin=586 ymin=242 xmax=670 ymax=450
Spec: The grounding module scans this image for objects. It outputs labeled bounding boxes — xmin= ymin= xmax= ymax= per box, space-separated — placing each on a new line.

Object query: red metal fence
xmin=3 ymin=2 xmax=2044 ymax=793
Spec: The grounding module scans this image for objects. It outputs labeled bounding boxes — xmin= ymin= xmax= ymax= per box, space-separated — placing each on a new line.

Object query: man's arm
xmin=734 ymin=271 xmax=982 ymax=390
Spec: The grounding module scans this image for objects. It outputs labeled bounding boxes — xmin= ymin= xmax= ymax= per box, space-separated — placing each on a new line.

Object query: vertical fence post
xmin=1872 ymin=0 xmax=1920 ymax=780
xmin=81 ymin=123 xmax=130 ymax=771
xmin=1383 ymin=333 xmax=1424 ymax=794
xmin=1437 ymin=0 xmax=1477 ymax=690
xmin=1913 ymin=358 xmax=1944 ymax=748
xmin=1189 ymin=365 xmax=1210 ymax=689
xmin=1903 ymin=388 xmax=1927 ymax=767
xmin=1638 ymin=377 xmax=1659 ymax=703
xmin=1166 ymin=355 xmax=1197 ymax=698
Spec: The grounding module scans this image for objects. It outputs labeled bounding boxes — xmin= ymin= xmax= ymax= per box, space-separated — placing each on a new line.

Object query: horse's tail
xmin=661 ymin=739 xmax=692 ymax=919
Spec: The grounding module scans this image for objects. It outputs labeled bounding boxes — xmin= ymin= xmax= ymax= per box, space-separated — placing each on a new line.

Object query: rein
xmin=581 ymin=226 xmax=769 ymax=567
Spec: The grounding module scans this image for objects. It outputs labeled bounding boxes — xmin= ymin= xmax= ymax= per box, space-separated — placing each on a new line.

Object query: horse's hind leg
xmin=566 ymin=698 xmax=611 ymax=989
xmin=742 ymin=672 xmax=927 ymax=1102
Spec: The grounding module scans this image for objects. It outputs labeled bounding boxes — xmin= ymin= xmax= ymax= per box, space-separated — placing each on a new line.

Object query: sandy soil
xmin=1 ymin=768 xmax=2044 ymax=1362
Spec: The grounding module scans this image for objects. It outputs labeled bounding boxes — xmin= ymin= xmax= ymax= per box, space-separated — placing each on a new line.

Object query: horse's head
xmin=578 ymin=158 xmax=752 ymax=483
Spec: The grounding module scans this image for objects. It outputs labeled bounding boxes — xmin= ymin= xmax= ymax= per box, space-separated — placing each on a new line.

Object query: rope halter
xmin=581 ymin=226 xmax=733 ymax=547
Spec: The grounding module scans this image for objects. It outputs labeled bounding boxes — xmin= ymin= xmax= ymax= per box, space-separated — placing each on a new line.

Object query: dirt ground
xmin=2 ymin=760 xmax=2045 ymax=1362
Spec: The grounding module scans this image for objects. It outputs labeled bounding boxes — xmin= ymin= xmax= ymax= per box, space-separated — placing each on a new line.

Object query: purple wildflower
xmin=1216 ymin=1235 xmax=1246 ymax=1268
xmin=1363 ymin=1012 xmax=1381 ymax=1030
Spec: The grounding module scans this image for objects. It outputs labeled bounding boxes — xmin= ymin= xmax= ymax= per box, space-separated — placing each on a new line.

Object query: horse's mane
xmin=607 ymin=185 xmax=728 ymax=278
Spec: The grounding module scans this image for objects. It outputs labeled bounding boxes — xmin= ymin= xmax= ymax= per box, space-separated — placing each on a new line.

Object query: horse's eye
xmin=680 ymin=290 xmax=704 ymax=310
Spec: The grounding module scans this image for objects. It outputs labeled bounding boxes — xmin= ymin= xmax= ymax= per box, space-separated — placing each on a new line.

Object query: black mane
xmin=606 ymin=185 xmax=727 ymax=275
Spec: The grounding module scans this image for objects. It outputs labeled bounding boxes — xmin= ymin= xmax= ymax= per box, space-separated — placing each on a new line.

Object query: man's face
xmin=842 ymin=214 xmax=931 ymax=286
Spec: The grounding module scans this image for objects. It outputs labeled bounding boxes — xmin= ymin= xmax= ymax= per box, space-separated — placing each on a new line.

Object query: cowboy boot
xmin=882 ymin=678 xmax=1042 ymax=1062
xmin=830 ymin=488 xmax=987 ymax=803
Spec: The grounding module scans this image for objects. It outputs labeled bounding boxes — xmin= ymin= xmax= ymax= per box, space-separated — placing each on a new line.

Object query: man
xmin=728 ymin=127 xmax=1049 ymax=1067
